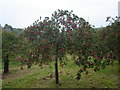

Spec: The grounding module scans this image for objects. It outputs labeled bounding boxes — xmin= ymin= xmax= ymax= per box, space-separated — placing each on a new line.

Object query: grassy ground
xmin=2 ymin=59 xmax=119 ymax=88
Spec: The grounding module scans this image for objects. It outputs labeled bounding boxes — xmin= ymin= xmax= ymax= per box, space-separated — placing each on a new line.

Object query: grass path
xmin=2 ymin=60 xmax=119 ymax=88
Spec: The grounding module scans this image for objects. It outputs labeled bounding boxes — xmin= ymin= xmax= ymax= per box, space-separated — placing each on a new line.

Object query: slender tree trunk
xmin=4 ymin=54 xmax=9 ymax=74
xmin=55 ymin=43 xmax=59 ymax=84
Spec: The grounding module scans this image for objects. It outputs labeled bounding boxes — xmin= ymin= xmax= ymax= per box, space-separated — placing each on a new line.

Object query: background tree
xmin=3 ymin=24 xmax=13 ymax=31
xmin=2 ymin=31 xmax=18 ymax=73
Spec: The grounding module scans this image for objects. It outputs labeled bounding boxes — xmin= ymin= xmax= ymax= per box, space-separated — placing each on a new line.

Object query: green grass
xmin=1 ymin=58 xmax=21 ymax=69
xmin=2 ymin=59 xmax=119 ymax=88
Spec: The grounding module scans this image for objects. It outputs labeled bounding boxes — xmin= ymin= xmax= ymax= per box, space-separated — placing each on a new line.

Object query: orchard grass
xmin=2 ymin=57 xmax=118 ymax=88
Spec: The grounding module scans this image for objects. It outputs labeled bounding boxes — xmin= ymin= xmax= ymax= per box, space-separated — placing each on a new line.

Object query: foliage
xmin=2 ymin=31 xmax=19 ymax=58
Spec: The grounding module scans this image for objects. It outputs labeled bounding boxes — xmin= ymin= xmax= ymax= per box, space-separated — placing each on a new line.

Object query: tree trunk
xmin=55 ymin=44 xmax=59 ymax=84
xmin=4 ymin=54 xmax=9 ymax=74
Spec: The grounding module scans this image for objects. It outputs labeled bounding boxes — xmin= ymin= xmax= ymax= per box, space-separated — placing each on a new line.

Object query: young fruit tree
xmin=22 ymin=9 xmax=92 ymax=84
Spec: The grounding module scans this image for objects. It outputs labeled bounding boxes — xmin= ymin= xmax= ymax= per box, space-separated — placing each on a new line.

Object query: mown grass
xmin=2 ymin=58 xmax=119 ymax=88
